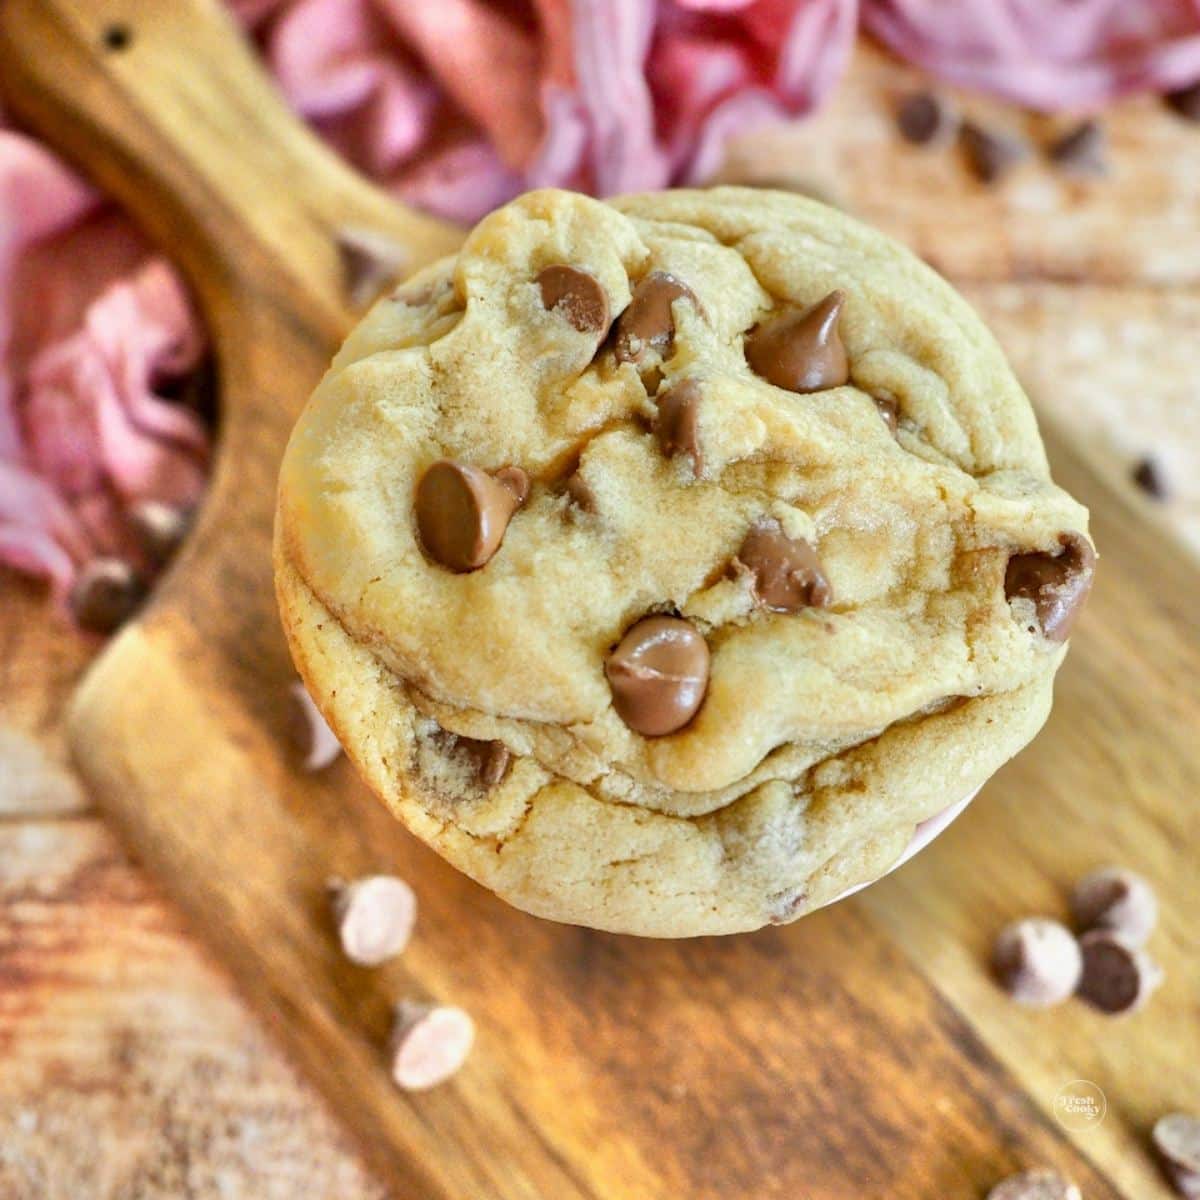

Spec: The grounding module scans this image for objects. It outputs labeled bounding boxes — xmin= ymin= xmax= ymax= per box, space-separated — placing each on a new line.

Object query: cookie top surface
xmin=276 ymin=187 xmax=1092 ymax=936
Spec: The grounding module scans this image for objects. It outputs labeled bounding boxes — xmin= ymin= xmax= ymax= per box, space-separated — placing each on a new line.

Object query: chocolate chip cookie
xmin=275 ymin=187 xmax=1094 ymax=936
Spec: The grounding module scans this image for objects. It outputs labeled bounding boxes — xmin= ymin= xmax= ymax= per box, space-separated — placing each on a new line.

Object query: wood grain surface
xmin=0 ymin=9 xmax=1196 ymax=1200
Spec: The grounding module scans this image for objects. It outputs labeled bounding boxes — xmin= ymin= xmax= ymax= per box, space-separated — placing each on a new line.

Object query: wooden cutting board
xmin=1 ymin=4 xmax=1195 ymax=1198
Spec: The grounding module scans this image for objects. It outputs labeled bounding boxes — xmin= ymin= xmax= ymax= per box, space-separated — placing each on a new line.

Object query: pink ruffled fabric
xmin=862 ymin=0 xmax=1200 ymax=110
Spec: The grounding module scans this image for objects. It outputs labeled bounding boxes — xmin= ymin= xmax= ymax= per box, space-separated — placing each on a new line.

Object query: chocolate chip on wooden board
xmin=329 ymin=875 xmax=416 ymax=966
xmin=336 ymin=225 xmax=410 ymax=308
xmin=389 ymin=1001 xmax=475 ymax=1091
xmin=1132 ymin=456 xmax=1169 ymax=500
xmin=606 ymin=615 xmax=710 ymax=737
xmin=1048 ymin=120 xmax=1107 ymax=177
xmin=130 ymin=499 xmax=193 ymax=566
xmin=1165 ymin=83 xmax=1200 ymax=122
xmin=1005 ymin=532 xmax=1096 ymax=642
xmin=288 ymin=681 xmax=342 ymax=771
xmin=70 ymin=557 xmax=145 ymax=633
xmin=1076 ymin=929 xmax=1163 ymax=1014
xmin=986 ymin=1168 xmax=1082 ymax=1200
xmin=613 ymin=271 xmax=699 ymax=364
xmin=1070 ymin=866 xmax=1158 ymax=945
xmin=960 ymin=120 xmax=1028 ymax=184
xmin=537 ymin=264 xmax=610 ymax=335
xmin=1154 ymin=1113 xmax=1200 ymax=1199
xmin=654 ymin=379 xmax=704 ymax=477
xmin=733 ymin=521 xmax=831 ymax=613
xmin=415 ymin=460 xmax=529 ymax=572
xmin=896 ymin=90 xmax=956 ymax=145
xmin=991 ymin=918 xmax=1082 ymax=1008
xmin=744 ymin=290 xmax=849 ymax=393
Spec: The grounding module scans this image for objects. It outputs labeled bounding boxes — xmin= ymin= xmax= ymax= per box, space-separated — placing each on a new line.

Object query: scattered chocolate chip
xmin=605 ymin=615 xmax=710 ymax=737
xmin=69 ymin=557 xmax=144 ymax=633
xmin=460 ymin=737 xmax=511 ymax=788
xmin=1166 ymin=83 xmax=1200 ymax=122
xmin=1048 ymin=119 xmax=1106 ymax=177
xmin=336 ymin=226 xmax=410 ymax=308
xmin=328 ymin=875 xmax=416 ymax=966
xmin=1071 ymin=866 xmax=1158 ymax=945
xmin=415 ymin=460 xmax=529 ymax=572
xmin=288 ymin=681 xmax=342 ymax=771
xmin=1153 ymin=1113 xmax=1200 ymax=1198
xmin=537 ymin=264 xmax=610 ymax=335
xmin=745 ymin=290 xmax=849 ymax=394
xmin=992 ymin=918 xmax=1082 ymax=1008
xmin=733 ymin=521 xmax=831 ymax=613
xmin=654 ymin=379 xmax=704 ymax=477
xmin=873 ymin=391 xmax=900 ymax=432
xmin=961 ymin=120 xmax=1027 ymax=184
xmin=986 ymin=1168 xmax=1082 ymax=1200
xmin=389 ymin=1001 xmax=474 ymax=1091
xmin=896 ymin=91 xmax=955 ymax=145
xmin=614 ymin=271 xmax=699 ymax=364
xmin=129 ymin=500 xmax=193 ymax=566
xmin=1077 ymin=929 xmax=1163 ymax=1014
xmin=1004 ymin=531 xmax=1096 ymax=642
xmin=1132 ymin=456 xmax=1168 ymax=500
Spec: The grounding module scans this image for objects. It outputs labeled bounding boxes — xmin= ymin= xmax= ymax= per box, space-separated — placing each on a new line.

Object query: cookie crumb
xmin=389 ymin=1001 xmax=474 ymax=1090
xmin=330 ymin=875 xmax=416 ymax=966
xmin=288 ymin=681 xmax=342 ymax=771
xmin=992 ymin=918 xmax=1082 ymax=1007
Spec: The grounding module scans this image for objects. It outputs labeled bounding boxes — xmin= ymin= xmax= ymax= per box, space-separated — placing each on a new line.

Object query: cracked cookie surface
xmin=275 ymin=187 xmax=1092 ymax=937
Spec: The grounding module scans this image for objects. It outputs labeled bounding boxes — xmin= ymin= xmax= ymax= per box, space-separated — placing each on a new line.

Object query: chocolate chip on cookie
xmin=1071 ymin=866 xmax=1158 ymax=945
xmin=654 ymin=379 xmax=704 ymax=477
xmin=1153 ymin=1113 xmax=1200 ymax=1198
xmin=991 ymin=918 xmax=1082 ymax=1008
xmin=986 ymin=1168 xmax=1081 ymax=1200
xmin=614 ymin=271 xmax=699 ymax=364
xmin=460 ymin=736 xmax=511 ymax=788
xmin=1004 ymin=531 xmax=1095 ymax=642
xmin=606 ymin=615 xmax=709 ymax=737
xmin=745 ymin=290 xmax=849 ymax=393
xmin=1077 ymin=929 xmax=1163 ymax=1014
xmin=416 ymin=460 xmax=529 ymax=572
xmin=733 ymin=521 xmax=831 ymax=613
xmin=537 ymin=264 xmax=610 ymax=335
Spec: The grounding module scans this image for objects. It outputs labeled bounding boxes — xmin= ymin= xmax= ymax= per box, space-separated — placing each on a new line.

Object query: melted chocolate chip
xmin=537 ymin=265 xmax=610 ymax=334
xmin=744 ymin=291 xmax=849 ymax=393
xmin=961 ymin=121 xmax=1027 ymax=184
xmin=70 ymin=558 xmax=145 ymax=633
xmin=896 ymin=91 xmax=955 ymax=145
xmin=734 ymin=522 xmax=831 ymax=613
xmin=460 ymin=737 xmax=511 ymax=788
xmin=415 ymin=460 xmax=528 ymax=572
xmin=1004 ymin=532 xmax=1096 ymax=642
xmin=614 ymin=272 xmax=698 ymax=364
xmin=655 ymin=380 xmax=704 ymax=477
xmin=1077 ymin=930 xmax=1163 ymax=1015
xmin=605 ymin=615 xmax=709 ymax=737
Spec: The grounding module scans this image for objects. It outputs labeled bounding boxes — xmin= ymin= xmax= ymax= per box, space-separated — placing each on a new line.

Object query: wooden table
xmin=2 ymin=43 xmax=1198 ymax=1199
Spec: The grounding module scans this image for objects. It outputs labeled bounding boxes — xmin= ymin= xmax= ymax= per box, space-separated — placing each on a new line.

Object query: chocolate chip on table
xmin=288 ymin=681 xmax=342 ymax=771
xmin=986 ymin=1168 xmax=1082 ymax=1200
xmin=1165 ymin=83 xmax=1200 ymax=122
xmin=1071 ymin=866 xmax=1158 ymax=945
xmin=415 ymin=460 xmax=529 ymax=572
xmin=69 ymin=557 xmax=144 ymax=633
xmin=536 ymin=264 xmax=610 ymax=335
xmin=389 ymin=1000 xmax=475 ymax=1091
xmin=991 ymin=918 xmax=1082 ymax=1008
xmin=328 ymin=875 xmax=416 ymax=967
xmin=1048 ymin=119 xmax=1107 ymax=177
xmin=896 ymin=91 xmax=956 ymax=145
xmin=614 ymin=271 xmax=699 ymax=364
xmin=873 ymin=391 xmax=900 ymax=432
xmin=655 ymin=379 xmax=704 ymax=477
xmin=1132 ymin=456 xmax=1168 ymax=500
xmin=733 ymin=521 xmax=831 ymax=613
xmin=1077 ymin=929 xmax=1163 ymax=1014
xmin=1153 ymin=1113 xmax=1200 ymax=1198
xmin=1004 ymin=531 xmax=1096 ymax=642
xmin=606 ymin=615 xmax=710 ymax=737
xmin=336 ymin=225 xmax=409 ymax=308
xmin=961 ymin=120 xmax=1027 ymax=183
xmin=130 ymin=499 xmax=193 ymax=566
xmin=744 ymin=290 xmax=849 ymax=394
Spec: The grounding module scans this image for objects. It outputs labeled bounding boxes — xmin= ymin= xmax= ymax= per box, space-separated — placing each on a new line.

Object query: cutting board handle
xmin=0 ymin=0 xmax=462 ymax=323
